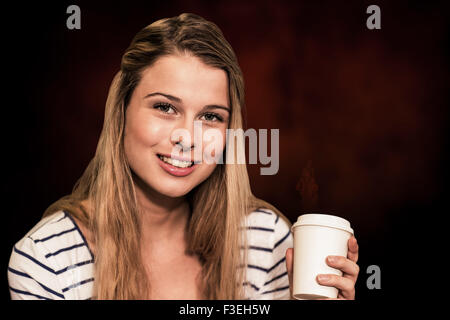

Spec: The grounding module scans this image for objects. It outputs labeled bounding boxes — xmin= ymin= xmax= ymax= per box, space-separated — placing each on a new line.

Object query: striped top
xmin=8 ymin=208 xmax=293 ymax=300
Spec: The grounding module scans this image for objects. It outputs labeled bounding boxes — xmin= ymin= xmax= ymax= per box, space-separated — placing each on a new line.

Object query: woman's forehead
xmin=137 ymin=54 xmax=229 ymax=107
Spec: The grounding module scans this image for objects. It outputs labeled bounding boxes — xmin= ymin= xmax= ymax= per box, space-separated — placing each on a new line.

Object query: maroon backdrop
xmin=4 ymin=0 xmax=449 ymax=300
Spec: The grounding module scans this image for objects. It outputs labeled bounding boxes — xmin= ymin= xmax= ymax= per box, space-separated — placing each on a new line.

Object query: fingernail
xmin=317 ymin=275 xmax=329 ymax=282
xmin=327 ymin=256 xmax=336 ymax=263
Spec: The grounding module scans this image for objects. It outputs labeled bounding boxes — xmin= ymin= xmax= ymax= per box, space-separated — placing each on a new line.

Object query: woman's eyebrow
xmin=144 ymin=92 xmax=230 ymax=113
xmin=144 ymin=92 xmax=181 ymax=103
xmin=203 ymin=105 xmax=230 ymax=113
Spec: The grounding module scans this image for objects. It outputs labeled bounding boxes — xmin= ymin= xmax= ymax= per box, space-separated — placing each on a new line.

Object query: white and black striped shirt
xmin=8 ymin=208 xmax=293 ymax=300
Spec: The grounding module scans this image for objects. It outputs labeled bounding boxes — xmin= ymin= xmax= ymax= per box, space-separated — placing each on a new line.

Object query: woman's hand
xmin=285 ymin=236 xmax=360 ymax=300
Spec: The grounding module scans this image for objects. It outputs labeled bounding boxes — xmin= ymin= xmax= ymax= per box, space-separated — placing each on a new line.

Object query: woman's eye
xmin=154 ymin=103 xmax=176 ymax=114
xmin=201 ymin=113 xmax=223 ymax=122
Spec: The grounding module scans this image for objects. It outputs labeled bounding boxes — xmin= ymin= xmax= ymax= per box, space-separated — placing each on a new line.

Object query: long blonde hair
xmin=43 ymin=13 xmax=290 ymax=299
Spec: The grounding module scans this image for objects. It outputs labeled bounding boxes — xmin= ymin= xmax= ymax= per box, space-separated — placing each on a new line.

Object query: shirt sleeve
xmin=8 ymin=236 xmax=65 ymax=300
xmin=253 ymin=211 xmax=293 ymax=300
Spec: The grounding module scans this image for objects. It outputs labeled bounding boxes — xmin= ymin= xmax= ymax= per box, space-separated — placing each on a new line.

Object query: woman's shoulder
xmin=245 ymin=206 xmax=293 ymax=247
xmin=246 ymin=207 xmax=292 ymax=237
xmin=8 ymin=210 xmax=94 ymax=300
xmin=11 ymin=210 xmax=86 ymax=256
xmin=244 ymin=207 xmax=293 ymax=299
xmin=16 ymin=210 xmax=71 ymax=240
xmin=245 ymin=207 xmax=293 ymax=264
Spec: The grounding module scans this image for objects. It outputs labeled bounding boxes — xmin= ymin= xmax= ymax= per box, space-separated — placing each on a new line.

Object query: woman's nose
xmin=170 ymin=118 xmax=198 ymax=151
xmin=175 ymin=139 xmax=193 ymax=152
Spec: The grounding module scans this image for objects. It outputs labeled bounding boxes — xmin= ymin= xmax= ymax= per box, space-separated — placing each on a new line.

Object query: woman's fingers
xmin=316 ymin=274 xmax=355 ymax=299
xmin=325 ymin=255 xmax=360 ymax=282
xmin=285 ymin=248 xmax=294 ymax=297
xmin=319 ymin=250 xmax=359 ymax=300
xmin=286 ymin=245 xmax=359 ymax=300
xmin=347 ymin=236 xmax=359 ymax=263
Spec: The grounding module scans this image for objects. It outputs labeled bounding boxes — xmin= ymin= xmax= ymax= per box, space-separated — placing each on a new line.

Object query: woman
xmin=8 ymin=13 xmax=359 ymax=300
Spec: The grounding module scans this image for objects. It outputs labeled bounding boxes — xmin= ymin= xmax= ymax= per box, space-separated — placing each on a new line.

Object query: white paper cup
xmin=291 ymin=213 xmax=354 ymax=300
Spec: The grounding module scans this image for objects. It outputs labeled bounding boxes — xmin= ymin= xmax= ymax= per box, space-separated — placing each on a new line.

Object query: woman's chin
xmin=160 ymin=189 xmax=191 ymax=198
xmin=154 ymin=183 xmax=195 ymax=198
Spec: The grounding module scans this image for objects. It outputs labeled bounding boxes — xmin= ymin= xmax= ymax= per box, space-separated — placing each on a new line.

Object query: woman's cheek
xmin=124 ymin=116 xmax=173 ymax=171
xmin=201 ymin=126 xmax=226 ymax=164
xmin=136 ymin=118 xmax=173 ymax=147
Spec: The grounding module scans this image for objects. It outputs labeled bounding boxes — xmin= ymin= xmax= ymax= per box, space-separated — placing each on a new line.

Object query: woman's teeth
xmin=158 ymin=155 xmax=193 ymax=168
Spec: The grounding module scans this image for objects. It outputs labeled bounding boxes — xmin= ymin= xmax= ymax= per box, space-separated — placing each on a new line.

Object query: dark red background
xmin=4 ymin=0 xmax=449 ymax=300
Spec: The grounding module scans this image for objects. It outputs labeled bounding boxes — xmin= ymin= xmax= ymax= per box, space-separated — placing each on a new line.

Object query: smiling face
xmin=123 ymin=54 xmax=230 ymax=198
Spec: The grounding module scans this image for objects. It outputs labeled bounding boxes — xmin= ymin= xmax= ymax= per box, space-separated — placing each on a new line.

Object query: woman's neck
xmin=133 ymin=177 xmax=191 ymax=254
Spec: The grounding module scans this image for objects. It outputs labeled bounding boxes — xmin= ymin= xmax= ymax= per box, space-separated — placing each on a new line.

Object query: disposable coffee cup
xmin=291 ymin=213 xmax=354 ymax=300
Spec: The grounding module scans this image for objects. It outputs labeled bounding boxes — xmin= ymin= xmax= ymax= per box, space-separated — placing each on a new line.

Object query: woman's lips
xmin=158 ymin=152 xmax=202 ymax=164
xmin=156 ymin=154 xmax=198 ymax=177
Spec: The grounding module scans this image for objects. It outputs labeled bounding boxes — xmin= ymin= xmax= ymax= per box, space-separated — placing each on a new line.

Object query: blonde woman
xmin=7 ymin=13 xmax=359 ymax=300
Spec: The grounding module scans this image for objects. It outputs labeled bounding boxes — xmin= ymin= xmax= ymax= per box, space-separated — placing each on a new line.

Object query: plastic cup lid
xmin=291 ymin=213 xmax=354 ymax=234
